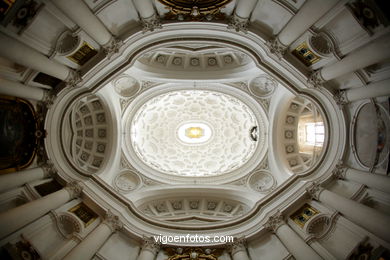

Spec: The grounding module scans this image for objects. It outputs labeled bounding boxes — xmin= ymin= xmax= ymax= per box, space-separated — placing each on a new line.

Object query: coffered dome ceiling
xmin=128 ymin=89 xmax=263 ymax=177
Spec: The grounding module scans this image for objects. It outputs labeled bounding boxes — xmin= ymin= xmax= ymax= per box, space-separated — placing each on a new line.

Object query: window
xmin=304 ymin=122 xmax=324 ymax=146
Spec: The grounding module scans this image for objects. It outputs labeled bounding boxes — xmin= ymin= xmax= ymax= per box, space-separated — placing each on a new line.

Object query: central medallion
xmin=177 ymin=122 xmax=213 ymax=144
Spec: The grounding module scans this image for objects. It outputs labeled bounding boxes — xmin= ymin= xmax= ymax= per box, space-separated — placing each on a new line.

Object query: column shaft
xmin=137 ymin=250 xmax=156 ymax=260
xmin=319 ymin=189 xmax=390 ymax=242
xmin=276 ymin=224 xmax=322 ymax=260
xmin=0 ymin=33 xmax=71 ymax=81
xmin=344 ymin=168 xmax=390 ymax=194
xmin=232 ymin=250 xmax=250 ymax=260
xmin=278 ymin=0 xmax=338 ymax=46
xmin=234 ymin=0 xmax=258 ymax=19
xmin=0 ymin=188 xmax=72 ymax=239
xmin=321 ymin=34 xmax=390 ymax=81
xmin=0 ymin=78 xmax=46 ymax=101
xmin=0 ymin=167 xmax=46 ymax=193
xmin=345 ymin=79 xmax=390 ymax=102
xmin=63 ymin=222 xmax=112 ymax=260
xmin=52 ymin=0 xmax=112 ymax=46
xmin=133 ymin=0 xmax=155 ymax=19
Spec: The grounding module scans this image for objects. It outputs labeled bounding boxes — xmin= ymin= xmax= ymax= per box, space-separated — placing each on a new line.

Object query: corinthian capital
xmin=332 ymin=162 xmax=346 ymax=179
xmin=264 ymin=210 xmax=284 ymax=232
xmin=65 ymin=181 xmax=83 ymax=199
xmin=266 ymin=38 xmax=286 ymax=59
xmin=306 ymin=182 xmax=324 ymax=200
xmin=227 ymin=237 xmax=247 ymax=255
xmin=141 ymin=13 xmax=162 ymax=33
xmin=307 ymin=71 xmax=325 ymax=88
xmin=65 ymin=70 xmax=82 ymax=88
xmin=334 ymin=90 xmax=349 ymax=107
xmin=104 ymin=38 xmax=123 ymax=59
xmin=103 ymin=209 xmax=123 ymax=232
xmin=142 ymin=236 xmax=161 ymax=255
xmin=227 ymin=13 xmax=249 ymax=33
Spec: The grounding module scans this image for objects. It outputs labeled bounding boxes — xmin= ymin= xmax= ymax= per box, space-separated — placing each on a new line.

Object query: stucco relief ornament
xmin=141 ymin=13 xmax=162 ymax=33
xmin=227 ymin=13 xmax=249 ymax=33
xmin=104 ymin=38 xmax=123 ymax=59
xmin=305 ymin=182 xmax=324 ymax=201
xmin=227 ymin=237 xmax=247 ymax=255
xmin=65 ymin=181 xmax=83 ymax=199
xmin=266 ymin=38 xmax=286 ymax=59
xmin=334 ymin=90 xmax=349 ymax=108
xmin=264 ymin=210 xmax=284 ymax=232
xmin=307 ymin=70 xmax=325 ymax=89
xmin=104 ymin=210 xmax=123 ymax=232
xmin=142 ymin=236 xmax=161 ymax=255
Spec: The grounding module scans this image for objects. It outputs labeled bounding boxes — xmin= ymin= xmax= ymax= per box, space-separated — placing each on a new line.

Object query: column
xmin=0 ymin=182 xmax=82 ymax=239
xmin=137 ymin=237 xmax=161 ymax=260
xmin=277 ymin=0 xmax=338 ymax=46
xmin=0 ymin=78 xmax=46 ymax=101
xmin=51 ymin=0 xmax=112 ymax=46
xmin=334 ymin=166 xmax=390 ymax=194
xmin=228 ymin=237 xmax=250 ymax=260
xmin=0 ymin=164 xmax=54 ymax=193
xmin=228 ymin=0 xmax=258 ymax=32
xmin=268 ymin=0 xmax=338 ymax=55
xmin=265 ymin=212 xmax=322 ymax=260
xmin=133 ymin=0 xmax=161 ymax=32
xmin=63 ymin=211 xmax=122 ymax=260
xmin=343 ymin=79 xmax=390 ymax=103
xmin=307 ymin=183 xmax=390 ymax=242
xmin=0 ymin=33 xmax=72 ymax=81
xmin=320 ymin=34 xmax=390 ymax=81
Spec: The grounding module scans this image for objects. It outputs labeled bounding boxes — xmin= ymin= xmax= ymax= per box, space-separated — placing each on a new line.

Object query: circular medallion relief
xmin=113 ymin=75 xmax=140 ymax=97
xmin=129 ymin=90 xmax=263 ymax=177
xmin=249 ymin=75 xmax=277 ymax=98
xmin=248 ymin=171 xmax=275 ymax=192
xmin=114 ymin=171 xmax=140 ymax=193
